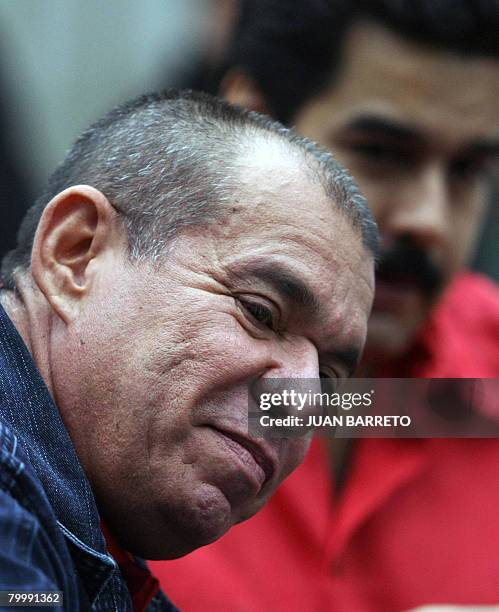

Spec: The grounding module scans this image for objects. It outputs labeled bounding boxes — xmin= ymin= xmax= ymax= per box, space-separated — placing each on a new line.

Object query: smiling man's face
xmin=50 ymin=143 xmax=374 ymax=559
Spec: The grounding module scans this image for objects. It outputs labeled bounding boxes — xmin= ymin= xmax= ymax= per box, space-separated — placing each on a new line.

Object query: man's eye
xmin=350 ymin=142 xmax=409 ymax=164
xmin=240 ymin=299 xmax=276 ymax=331
xmin=450 ymin=155 xmax=496 ymax=180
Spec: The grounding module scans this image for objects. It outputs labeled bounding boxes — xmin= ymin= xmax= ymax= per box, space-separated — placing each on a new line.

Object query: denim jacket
xmin=0 ymin=303 xmax=178 ymax=611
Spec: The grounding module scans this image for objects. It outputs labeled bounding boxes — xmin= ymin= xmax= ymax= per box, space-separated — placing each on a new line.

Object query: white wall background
xmin=0 ymin=0 xmax=210 ymax=187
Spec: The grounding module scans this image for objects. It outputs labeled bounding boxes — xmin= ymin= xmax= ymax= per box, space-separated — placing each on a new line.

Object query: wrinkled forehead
xmin=206 ymin=144 xmax=373 ymax=288
xmin=328 ymin=20 xmax=499 ymax=142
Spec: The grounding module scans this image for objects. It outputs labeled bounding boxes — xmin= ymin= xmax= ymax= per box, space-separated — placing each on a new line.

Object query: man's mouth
xmin=375 ymin=238 xmax=444 ymax=304
xmin=209 ymin=426 xmax=277 ymax=490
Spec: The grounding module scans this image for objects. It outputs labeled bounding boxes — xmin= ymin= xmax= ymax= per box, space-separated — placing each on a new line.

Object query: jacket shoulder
xmin=0 ymin=420 xmax=76 ymax=598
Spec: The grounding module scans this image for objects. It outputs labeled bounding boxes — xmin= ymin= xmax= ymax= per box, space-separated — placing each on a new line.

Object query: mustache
xmin=376 ymin=239 xmax=443 ymax=297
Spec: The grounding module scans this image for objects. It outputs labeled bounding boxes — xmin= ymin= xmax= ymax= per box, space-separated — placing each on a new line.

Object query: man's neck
xmin=0 ymin=283 xmax=55 ymax=397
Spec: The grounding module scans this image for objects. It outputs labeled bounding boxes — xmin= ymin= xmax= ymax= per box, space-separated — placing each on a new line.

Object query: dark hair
xmin=229 ymin=0 xmax=499 ymax=123
xmin=1 ymin=89 xmax=377 ymax=290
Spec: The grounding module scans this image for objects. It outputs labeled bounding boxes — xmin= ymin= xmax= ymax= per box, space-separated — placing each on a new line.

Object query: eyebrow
xmin=342 ymin=114 xmax=499 ymax=155
xmin=342 ymin=114 xmax=424 ymax=143
xmin=228 ymin=260 xmax=322 ymax=314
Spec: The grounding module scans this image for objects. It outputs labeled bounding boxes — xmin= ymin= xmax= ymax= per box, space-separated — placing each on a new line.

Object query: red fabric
xmin=150 ymin=273 xmax=499 ymax=612
xmin=102 ymin=524 xmax=160 ymax=612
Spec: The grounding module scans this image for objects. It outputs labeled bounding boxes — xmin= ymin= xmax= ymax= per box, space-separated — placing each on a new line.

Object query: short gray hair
xmin=1 ymin=90 xmax=377 ymax=290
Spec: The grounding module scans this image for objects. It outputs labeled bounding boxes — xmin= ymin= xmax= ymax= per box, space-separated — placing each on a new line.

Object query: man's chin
xmin=105 ymin=484 xmax=235 ymax=560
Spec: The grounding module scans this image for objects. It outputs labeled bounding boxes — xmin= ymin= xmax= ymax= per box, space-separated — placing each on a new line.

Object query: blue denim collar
xmin=0 ymin=302 xmax=117 ymax=604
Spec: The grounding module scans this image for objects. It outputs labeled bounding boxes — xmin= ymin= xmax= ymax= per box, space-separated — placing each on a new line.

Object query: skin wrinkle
xmin=212 ymin=257 xmax=370 ymax=379
xmin=209 ymin=210 xmax=372 ymax=332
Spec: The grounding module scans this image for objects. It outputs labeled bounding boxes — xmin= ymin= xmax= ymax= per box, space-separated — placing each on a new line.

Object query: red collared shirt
xmin=150 ymin=273 xmax=499 ymax=611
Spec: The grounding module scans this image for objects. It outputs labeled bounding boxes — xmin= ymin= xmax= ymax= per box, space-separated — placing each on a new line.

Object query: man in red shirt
xmin=152 ymin=1 xmax=499 ymax=610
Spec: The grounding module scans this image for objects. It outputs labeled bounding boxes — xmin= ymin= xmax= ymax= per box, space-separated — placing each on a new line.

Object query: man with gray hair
xmin=0 ymin=90 xmax=375 ymax=610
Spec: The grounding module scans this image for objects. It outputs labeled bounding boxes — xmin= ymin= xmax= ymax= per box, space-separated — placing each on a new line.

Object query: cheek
xmin=159 ymin=309 xmax=273 ymax=398
xmin=446 ymin=198 xmax=487 ymax=271
xmin=138 ymin=310 xmax=272 ymax=437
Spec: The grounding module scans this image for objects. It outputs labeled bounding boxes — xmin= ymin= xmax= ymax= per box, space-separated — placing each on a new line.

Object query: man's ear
xmin=220 ymin=67 xmax=271 ymax=115
xmin=31 ymin=185 xmax=118 ymax=323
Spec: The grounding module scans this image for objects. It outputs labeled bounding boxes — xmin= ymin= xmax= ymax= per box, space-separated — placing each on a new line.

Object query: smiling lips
xmin=210 ymin=427 xmax=277 ymax=490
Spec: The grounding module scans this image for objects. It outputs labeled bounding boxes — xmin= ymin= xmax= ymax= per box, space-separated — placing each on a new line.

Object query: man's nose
xmin=385 ymin=164 xmax=449 ymax=249
xmin=257 ymin=338 xmax=323 ymax=423
xmin=267 ymin=336 xmax=320 ymax=380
